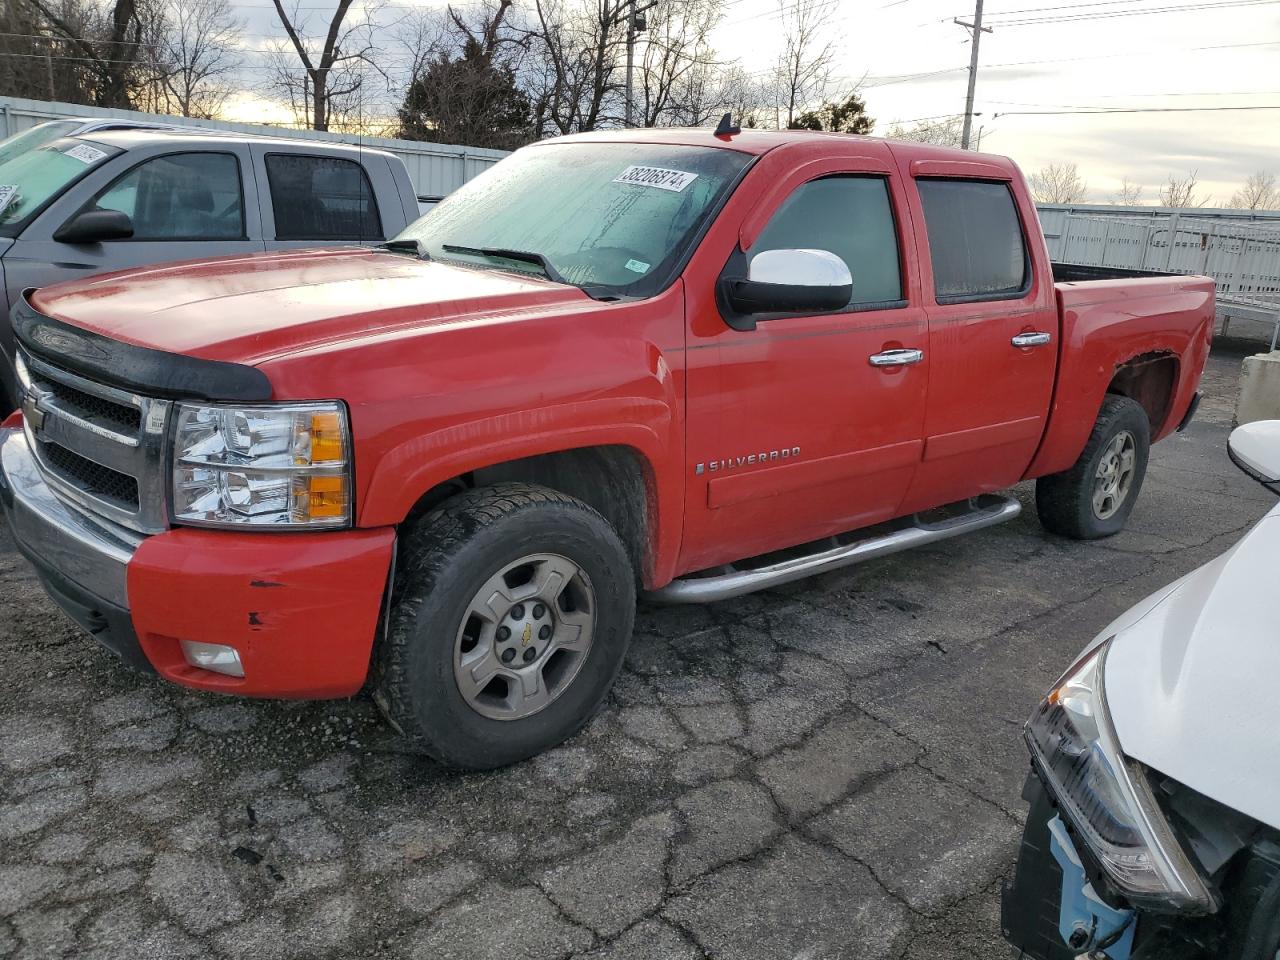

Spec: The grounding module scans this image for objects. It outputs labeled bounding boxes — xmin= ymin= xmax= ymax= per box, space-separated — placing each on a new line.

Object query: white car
xmin=1002 ymin=420 xmax=1280 ymax=960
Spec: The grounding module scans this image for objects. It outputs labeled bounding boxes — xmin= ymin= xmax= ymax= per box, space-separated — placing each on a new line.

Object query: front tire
xmin=374 ymin=483 xmax=635 ymax=769
xmin=1035 ymin=395 xmax=1151 ymax=540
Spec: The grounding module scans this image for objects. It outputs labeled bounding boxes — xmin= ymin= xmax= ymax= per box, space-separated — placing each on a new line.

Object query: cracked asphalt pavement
xmin=2 ymin=337 xmax=1274 ymax=960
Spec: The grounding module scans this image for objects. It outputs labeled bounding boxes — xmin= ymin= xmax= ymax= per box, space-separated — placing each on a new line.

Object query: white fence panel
xmin=1049 ymin=211 xmax=1280 ymax=348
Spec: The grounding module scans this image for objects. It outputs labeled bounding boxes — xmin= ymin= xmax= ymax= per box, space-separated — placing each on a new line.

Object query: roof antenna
xmin=713 ymin=112 xmax=741 ymax=138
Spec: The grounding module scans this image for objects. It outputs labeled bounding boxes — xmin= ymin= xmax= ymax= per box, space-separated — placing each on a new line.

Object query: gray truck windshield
xmin=395 ymin=142 xmax=751 ymax=295
xmin=0 ymin=139 xmax=120 ymax=237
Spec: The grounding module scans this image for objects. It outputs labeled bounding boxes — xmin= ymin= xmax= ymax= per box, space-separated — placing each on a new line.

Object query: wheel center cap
xmin=496 ymin=604 xmax=555 ymax=665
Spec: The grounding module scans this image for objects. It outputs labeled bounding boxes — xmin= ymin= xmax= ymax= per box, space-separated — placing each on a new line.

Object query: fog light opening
xmin=179 ymin=640 xmax=245 ymax=678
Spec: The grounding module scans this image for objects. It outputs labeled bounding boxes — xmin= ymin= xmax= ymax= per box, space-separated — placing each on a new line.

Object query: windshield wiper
xmin=380 ymin=238 xmax=430 ymax=259
xmin=441 ymin=244 xmax=570 ymax=285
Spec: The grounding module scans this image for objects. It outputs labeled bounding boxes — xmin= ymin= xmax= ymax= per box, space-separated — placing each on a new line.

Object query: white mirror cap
xmin=1229 ymin=419 xmax=1280 ymax=482
xmin=748 ymin=248 xmax=852 ymax=288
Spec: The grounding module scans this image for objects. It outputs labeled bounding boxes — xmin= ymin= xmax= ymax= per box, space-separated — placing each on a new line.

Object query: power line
xmin=994 ymin=104 xmax=1280 ymax=115
xmin=980 ymin=0 xmax=1223 ymax=15
xmin=991 ymin=0 xmax=1280 ymax=25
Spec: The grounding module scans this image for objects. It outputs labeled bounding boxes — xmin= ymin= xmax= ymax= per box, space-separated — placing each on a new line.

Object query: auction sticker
xmin=614 ymin=165 xmax=697 ymax=192
xmin=0 ymin=185 xmax=17 ymax=217
xmin=64 ymin=143 xmax=107 ymax=165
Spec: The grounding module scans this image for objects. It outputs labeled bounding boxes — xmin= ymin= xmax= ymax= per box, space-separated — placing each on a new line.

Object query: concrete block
xmin=1236 ymin=352 xmax=1280 ymax=425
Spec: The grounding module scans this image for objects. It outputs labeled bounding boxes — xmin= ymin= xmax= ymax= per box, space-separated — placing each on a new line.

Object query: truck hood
xmin=1103 ymin=502 xmax=1280 ymax=828
xmin=27 ymin=248 xmax=589 ymax=365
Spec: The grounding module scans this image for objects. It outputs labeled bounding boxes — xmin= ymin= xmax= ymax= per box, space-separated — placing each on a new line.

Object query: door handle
xmin=1011 ymin=332 xmax=1052 ymax=348
xmin=869 ymin=348 xmax=924 ymax=367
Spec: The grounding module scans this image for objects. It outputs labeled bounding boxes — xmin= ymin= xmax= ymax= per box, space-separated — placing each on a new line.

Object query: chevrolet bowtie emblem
xmin=522 ymin=623 xmax=533 ymax=646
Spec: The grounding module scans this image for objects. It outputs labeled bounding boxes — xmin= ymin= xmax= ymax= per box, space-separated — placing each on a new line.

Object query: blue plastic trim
xmin=1047 ymin=815 xmax=1137 ymax=960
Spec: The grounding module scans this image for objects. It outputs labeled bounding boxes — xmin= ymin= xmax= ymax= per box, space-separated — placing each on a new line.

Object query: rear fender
xmin=1025 ymin=280 xmax=1214 ymax=480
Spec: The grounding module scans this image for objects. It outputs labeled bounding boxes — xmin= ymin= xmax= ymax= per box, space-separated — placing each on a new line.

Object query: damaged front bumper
xmin=1003 ymin=774 xmax=1280 ymax=960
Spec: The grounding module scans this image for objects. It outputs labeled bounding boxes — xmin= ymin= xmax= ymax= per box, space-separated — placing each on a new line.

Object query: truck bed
xmin=1051 ymin=261 xmax=1178 ymax=283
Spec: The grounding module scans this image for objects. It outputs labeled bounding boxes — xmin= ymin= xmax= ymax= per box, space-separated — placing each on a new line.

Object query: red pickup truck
xmin=0 ymin=128 xmax=1213 ymax=768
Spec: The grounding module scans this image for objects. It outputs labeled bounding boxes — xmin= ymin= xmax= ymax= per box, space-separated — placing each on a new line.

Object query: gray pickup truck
xmin=0 ymin=126 xmax=421 ymax=410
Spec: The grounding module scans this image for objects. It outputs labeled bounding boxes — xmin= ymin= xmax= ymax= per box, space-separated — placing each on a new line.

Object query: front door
xmin=5 ymin=147 xmax=264 ymax=300
xmin=895 ymin=165 xmax=1058 ymax=513
xmin=680 ymin=150 xmax=930 ymax=575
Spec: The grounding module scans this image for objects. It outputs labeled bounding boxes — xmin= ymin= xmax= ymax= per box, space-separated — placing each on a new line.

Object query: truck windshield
xmin=0 ymin=139 xmax=119 ymax=237
xmin=395 ymin=142 xmax=751 ymax=296
xmin=0 ymin=121 xmax=81 ymax=166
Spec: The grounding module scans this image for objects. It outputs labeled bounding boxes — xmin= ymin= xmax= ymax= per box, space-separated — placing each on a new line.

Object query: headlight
xmin=1026 ymin=640 xmax=1216 ymax=912
xmin=171 ymin=402 xmax=351 ymax=529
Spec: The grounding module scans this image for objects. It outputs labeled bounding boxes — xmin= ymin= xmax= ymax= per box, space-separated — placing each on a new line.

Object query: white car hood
xmin=1103 ymin=503 xmax=1280 ymax=829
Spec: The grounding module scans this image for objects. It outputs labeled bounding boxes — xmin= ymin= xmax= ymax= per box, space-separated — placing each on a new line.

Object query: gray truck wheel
xmin=374 ymin=482 xmax=635 ymax=769
xmin=1035 ymin=395 xmax=1151 ymax=540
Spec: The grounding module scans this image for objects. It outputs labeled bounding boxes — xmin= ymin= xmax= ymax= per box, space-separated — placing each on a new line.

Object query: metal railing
xmin=1046 ymin=212 xmax=1280 ymax=349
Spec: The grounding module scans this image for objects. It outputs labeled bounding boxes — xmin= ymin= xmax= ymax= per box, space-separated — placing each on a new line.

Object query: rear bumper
xmin=1 ymin=425 xmax=395 ymax=698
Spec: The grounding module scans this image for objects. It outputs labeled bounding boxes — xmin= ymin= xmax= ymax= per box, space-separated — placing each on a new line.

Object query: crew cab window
xmin=93 ymin=152 xmax=244 ymax=241
xmin=751 ymin=176 xmax=903 ymax=307
xmin=917 ymin=179 xmax=1028 ymax=302
xmin=265 ymin=154 xmax=381 ymax=241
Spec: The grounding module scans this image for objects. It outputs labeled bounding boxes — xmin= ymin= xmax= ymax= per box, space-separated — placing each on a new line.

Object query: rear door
xmin=894 ymin=157 xmax=1057 ymax=512
xmin=4 ymin=143 xmax=264 ymax=298
xmin=251 ymin=146 xmax=388 ymax=249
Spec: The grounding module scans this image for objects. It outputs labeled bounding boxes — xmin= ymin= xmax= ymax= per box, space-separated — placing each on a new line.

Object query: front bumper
xmin=1 ymin=426 xmax=395 ymax=698
xmin=1003 ymin=775 xmax=1137 ymax=960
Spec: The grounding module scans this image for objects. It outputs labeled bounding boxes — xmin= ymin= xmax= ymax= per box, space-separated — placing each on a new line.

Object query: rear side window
xmin=751 ymin=175 xmax=903 ymax=307
xmin=917 ymin=179 xmax=1028 ymax=302
xmin=265 ymin=154 xmax=381 ymax=241
xmin=93 ymin=152 xmax=244 ymax=241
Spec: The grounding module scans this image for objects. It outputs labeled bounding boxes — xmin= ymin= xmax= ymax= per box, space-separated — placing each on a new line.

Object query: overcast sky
xmin=713 ymin=0 xmax=1280 ymax=204
xmin=222 ymin=0 xmax=1280 ymax=205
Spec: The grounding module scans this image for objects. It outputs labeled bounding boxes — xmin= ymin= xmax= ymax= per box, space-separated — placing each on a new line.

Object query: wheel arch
xmin=390 ymin=443 xmax=661 ymax=588
xmin=1106 ymin=350 xmax=1180 ymax=436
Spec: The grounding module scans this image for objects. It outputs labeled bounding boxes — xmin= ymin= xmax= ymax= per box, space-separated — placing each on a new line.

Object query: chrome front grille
xmin=16 ymin=349 xmax=171 ymax=534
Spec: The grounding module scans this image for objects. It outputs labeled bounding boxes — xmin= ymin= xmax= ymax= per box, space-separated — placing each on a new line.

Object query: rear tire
xmin=374 ymin=482 xmax=635 ymax=769
xmin=1035 ymin=395 xmax=1150 ymax=540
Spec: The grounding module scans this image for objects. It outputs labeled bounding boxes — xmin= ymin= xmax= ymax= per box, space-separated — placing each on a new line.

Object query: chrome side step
xmin=648 ymin=494 xmax=1021 ymax=604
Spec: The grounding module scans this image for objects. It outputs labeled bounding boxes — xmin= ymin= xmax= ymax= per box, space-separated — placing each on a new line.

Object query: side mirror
xmin=53 ymin=209 xmax=134 ymax=244
xmin=721 ymin=248 xmax=853 ymax=319
xmin=1228 ymin=420 xmax=1280 ymax=492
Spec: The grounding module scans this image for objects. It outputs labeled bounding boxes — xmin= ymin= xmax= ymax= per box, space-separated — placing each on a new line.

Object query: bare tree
xmin=20 ymin=0 xmax=156 ymax=107
xmin=269 ymin=0 xmax=385 ymax=130
xmin=1109 ymin=177 xmax=1144 ymax=206
xmin=1028 ymin=161 xmax=1088 ymax=204
xmin=662 ymin=61 xmax=770 ymax=128
xmin=773 ymin=0 xmax=838 ymax=128
xmin=1228 ymin=171 xmax=1279 ymax=211
xmin=397 ymin=0 xmax=533 ymax=149
xmin=886 ymin=116 xmax=964 ymax=146
xmin=635 ymin=0 xmax=723 ymax=127
xmin=520 ymin=0 xmax=630 ymax=136
xmin=152 ymin=0 xmax=243 ymax=117
xmin=1159 ymin=170 xmax=1210 ymax=209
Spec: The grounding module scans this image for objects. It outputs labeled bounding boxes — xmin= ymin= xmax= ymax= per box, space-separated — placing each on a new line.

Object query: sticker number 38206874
xmin=613 ymin=166 xmax=698 ymax=193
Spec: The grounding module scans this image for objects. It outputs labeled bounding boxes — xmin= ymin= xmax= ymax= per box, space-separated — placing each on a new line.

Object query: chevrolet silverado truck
xmin=0 ymin=125 xmax=420 ymax=411
xmin=0 ymin=127 xmax=1214 ymax=769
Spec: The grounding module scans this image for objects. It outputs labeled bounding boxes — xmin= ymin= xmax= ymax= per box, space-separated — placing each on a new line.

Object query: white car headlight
xmin=171 ymin=402 xmax=351 ymax=529
xmin=1025 ymin=639 xmax=1216 ymax=912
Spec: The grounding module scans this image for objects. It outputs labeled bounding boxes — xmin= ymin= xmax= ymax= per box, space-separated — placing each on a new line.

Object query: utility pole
xmin=622 ymin=0 xmax=656 ymax=127
xmin=954 ymin=0 xmax=992 ymax=150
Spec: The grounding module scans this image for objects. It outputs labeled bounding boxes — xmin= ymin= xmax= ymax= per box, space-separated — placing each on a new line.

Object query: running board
xmin=648 ymin=494 xmax=1021 ymax=604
